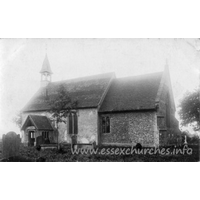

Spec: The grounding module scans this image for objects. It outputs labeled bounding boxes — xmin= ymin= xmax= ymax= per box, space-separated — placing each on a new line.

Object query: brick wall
xmin=100 ymin=111 xmax=159 ymax=147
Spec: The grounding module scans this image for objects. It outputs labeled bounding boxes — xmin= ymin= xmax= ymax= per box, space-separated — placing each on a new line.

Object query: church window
xmin=42 ymin=131 xmax=49 ymax=139
xmin=157 ymin=116 xmax=165 ymax=129
xmin=68 ymin=112 xmax=78 ymax=134
xmin=102 ymin=116 xmax=110 ymax=133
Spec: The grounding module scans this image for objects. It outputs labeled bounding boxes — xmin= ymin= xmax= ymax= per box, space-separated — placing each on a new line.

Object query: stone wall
xmin=56 ymin=108 xmax=98 ymax=144
xmin=159 ymin=129 xmax=182 ymax=146
xmin=100 ymin=111 xmax=159 ymax=147
xmin=77 ymin=109 xmax=98 ymax=144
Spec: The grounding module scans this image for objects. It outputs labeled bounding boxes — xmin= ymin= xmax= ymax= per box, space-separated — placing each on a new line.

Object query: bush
xmin=1 ymin=143 xmax=199 ymax=162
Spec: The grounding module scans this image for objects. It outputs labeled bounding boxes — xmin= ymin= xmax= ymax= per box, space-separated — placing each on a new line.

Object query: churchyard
xmin=0 ymin=131 xmax=199 ymax=162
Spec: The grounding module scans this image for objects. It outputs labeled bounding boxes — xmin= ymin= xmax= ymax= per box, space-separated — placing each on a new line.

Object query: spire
xmin=40 ymin=54 xmax=53 ymax=74
xmin=40 ymin=54 xmax=53 ymax=87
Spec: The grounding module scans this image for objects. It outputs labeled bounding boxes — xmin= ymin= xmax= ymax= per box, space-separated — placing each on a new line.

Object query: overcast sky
xmin=0 ymin=38 xmax=199 ymax=136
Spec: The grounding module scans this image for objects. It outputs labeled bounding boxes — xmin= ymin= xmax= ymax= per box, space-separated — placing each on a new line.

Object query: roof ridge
xmin=50 ymin=72 xmax=115 ymax=85
xmin=116 ymin=71 xmax=163 ymax=80
xmin=28 ymin=115 xmax=38 ymax=129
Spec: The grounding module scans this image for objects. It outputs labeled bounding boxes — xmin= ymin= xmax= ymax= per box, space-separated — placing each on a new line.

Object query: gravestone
xmin=71 ymin=134 xmax=77 ymax=150
xmin=136 ymin=143 xmax=142 ymax=150
xmin=2 ymin=132 xmax=21 ymax=159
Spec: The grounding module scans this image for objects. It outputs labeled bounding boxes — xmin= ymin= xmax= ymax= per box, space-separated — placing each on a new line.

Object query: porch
xmin=21 ymin=115 xmax=56 ymax=147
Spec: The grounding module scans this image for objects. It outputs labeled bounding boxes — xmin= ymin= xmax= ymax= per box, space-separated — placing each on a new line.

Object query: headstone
xmin=71 ymin=135 xmax=77 ymax=150
xmin=184 ymin=135 xmax=188 ymax=147
xmin=2 ymin=132 xmax=21 ymax=159
xmin=136 ymin=143 xmax=142 ymax=150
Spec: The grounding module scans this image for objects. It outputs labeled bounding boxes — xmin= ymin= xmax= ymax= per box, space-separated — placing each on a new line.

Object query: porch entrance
xmin=28 ymin=131 xmax=35 ymax=146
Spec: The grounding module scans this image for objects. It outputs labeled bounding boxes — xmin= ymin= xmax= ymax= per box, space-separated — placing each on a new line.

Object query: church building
xmin=21 ymin=55 xmax=181 ymax=147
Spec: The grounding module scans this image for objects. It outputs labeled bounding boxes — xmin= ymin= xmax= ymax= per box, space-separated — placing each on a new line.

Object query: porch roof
xmin=21 ymin=115 xmax=54 ymax=131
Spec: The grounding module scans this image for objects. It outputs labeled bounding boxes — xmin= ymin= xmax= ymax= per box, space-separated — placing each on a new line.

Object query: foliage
xmin=1 ymin=143 xmax=199 ymax=162
xmin=48 ymin=85 xmax=77 ymax=124
xmin=12 ymin=111 xmax=22 ymax=129
xmin=181 ymin=131 xmax=199 ymax=145
xmin=178 ymin=89 xmax=200 ymax=131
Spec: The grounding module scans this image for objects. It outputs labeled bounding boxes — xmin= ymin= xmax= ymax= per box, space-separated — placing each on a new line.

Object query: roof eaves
xmin=29 ymin=115 xmax=39 ymax=129
xmin=51 ymin=72 xmax=116 ymax=85
xmin=22 ymin=105 xmax=99 ymax=113
xmin=21 ymin=115 xmax=29 ymax=131
xmin=99 ymin=107 xmax=157 ymax=113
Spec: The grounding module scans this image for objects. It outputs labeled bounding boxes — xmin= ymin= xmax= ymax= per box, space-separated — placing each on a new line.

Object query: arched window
xmin=68 ymin=112 xmax=78 ymax=135
xmin=102 ymin=116 xmax=110 ymax=133
xmin=68 ymin=113 xmax=73 ymax=134
xmin=74 ymin=113 xmax=78 ymax=134
xmin=106 ymin=117 xmax=110 ymax=133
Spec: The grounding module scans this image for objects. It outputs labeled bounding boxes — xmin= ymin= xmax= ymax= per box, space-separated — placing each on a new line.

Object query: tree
xmin=12 ymin=111 xmax=22 ymax=129
xmin=178 ymin=89 xmax=200 ymax=131
xmin=48 ymin=85 xmax=77 ymax=123
xmin=47 ymin=85 xmax=78 ymax=145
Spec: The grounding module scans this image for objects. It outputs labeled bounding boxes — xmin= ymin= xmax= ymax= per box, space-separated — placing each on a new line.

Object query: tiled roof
xmin=21 ymin=115 xmax=54 ymax=131
xmin=22 ymin=72 xmax=115 ymax=112
xmin=99 ymin=72 xmax=163 ymax=112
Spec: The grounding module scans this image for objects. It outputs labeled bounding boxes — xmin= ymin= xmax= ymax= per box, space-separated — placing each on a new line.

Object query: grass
xmin=0 ymin=142 xmax=199 ymax=162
